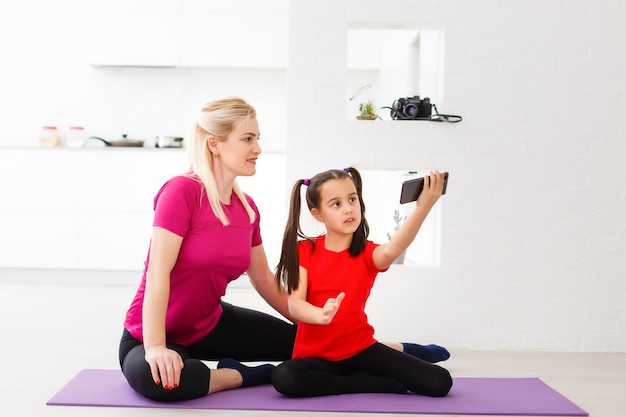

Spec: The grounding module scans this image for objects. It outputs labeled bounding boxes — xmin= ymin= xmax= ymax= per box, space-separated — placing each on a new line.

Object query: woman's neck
xmin=212 ymin=164 xmax=236 ymax=204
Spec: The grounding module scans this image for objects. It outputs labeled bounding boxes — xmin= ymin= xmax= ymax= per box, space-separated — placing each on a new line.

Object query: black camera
xmin=391 ymin=96 xmax=432 ymax=120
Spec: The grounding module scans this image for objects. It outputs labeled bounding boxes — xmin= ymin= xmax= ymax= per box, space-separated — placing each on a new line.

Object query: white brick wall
xmin=0 ymin=0 xmax=622 ymax=353
xmin=285 ymin=1 xmax=626 ymax=351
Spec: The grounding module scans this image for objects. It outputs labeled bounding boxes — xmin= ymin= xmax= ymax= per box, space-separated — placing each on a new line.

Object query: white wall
xmin=286 ymin=1 xmax=626 ymax=352
xmin=1 ymin=0 xmax=624 ymax=353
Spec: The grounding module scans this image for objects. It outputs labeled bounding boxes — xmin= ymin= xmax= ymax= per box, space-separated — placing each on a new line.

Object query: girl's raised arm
xmin=373 ymin=171 xmax=445 ymax=269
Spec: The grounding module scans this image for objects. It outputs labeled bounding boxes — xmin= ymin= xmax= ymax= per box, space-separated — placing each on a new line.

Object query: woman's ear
xmin=207 ymin=135 xmax=219 ymax=156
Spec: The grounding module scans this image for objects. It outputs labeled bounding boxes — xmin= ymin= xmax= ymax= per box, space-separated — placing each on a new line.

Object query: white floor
xmin=2 ymin=281 xmax=625 ymax=417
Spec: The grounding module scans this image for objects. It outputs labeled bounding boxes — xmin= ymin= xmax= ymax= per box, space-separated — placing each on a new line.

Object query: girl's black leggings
xmin=271 ymin=342 xmax=452 ymax=398
xmin=118 ymin=302 xmax=296 ymax=402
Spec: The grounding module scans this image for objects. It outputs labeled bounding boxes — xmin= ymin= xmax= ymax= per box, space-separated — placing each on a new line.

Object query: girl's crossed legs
xmin=272 ymin=342 xmax=452 ymax=398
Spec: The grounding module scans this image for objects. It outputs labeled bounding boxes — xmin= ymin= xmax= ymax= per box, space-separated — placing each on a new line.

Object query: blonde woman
xmin=119 ymin=97 xmax=296 ymax=401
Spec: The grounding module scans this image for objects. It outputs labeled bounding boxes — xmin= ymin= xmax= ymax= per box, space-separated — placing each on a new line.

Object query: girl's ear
xmin=207 ymin=135 xmax=219 ymax=156
xmin=311 ymin=208 xmax=323 ymax=222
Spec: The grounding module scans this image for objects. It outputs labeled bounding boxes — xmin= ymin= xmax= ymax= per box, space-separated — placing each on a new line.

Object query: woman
xmin=119 ymin=97 xmax=296 ymax=402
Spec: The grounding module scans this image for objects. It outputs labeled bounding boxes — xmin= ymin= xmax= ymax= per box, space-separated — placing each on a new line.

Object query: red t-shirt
xmin=123 ymin=174 xmax=262 ymax=346
xmin=292 ymin=236 xmax=386 ymax=361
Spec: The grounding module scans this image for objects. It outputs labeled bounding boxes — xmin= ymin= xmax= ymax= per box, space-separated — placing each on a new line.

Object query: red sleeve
xmin=297 ymin=239 xmax=314 ymax=269
xmin=365 ymin=241 xmax=389 ymax=273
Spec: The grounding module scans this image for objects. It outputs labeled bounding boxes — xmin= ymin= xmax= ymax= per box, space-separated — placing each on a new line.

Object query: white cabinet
xmin=86 ymin=0 xmax=288 ymax=68
xmin=0 ymin=148 xmax=186 ymax=271
xmin=86 ymin=10 xmax=181 ymax=67
xmin=0 ymin=148 xmax=286 ymax=273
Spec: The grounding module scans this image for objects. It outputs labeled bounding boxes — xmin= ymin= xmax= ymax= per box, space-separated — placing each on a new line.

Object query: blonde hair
xmin=187 ymin=97 xmax=257 ymax=226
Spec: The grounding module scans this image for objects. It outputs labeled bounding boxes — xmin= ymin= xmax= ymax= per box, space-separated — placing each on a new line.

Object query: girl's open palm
xmin=320 ymin=292 xmax=345 ymax=324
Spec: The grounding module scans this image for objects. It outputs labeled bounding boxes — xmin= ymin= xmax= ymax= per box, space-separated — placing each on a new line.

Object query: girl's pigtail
xmin=276 ymin=179 xmax=306 ymax=293
xmin=346 ymin=167 xmax=370 ymax=256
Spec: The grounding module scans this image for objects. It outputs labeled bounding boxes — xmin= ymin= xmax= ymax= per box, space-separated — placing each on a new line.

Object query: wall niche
xmin=346 ymin=25 xmax=445 ymax=121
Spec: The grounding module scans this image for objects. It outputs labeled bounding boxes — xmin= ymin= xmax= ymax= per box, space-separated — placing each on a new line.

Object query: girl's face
xmin=312 ymin=178 xmax=362 ymax=236
xmin=215 ymin=116 xmax=261 ymax=177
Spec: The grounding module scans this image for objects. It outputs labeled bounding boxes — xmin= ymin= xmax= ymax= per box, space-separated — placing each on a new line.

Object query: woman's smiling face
xmin=217 ymin=116 xmax=261 ymax=177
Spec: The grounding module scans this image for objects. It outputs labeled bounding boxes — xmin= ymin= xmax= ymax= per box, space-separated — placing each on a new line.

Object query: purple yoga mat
xmin=47 ymin=369 xmax=588 ymax=416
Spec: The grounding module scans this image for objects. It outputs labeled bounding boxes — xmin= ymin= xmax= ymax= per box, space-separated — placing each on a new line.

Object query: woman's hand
xmin=320 ymin=292 xmax=345 ymax=324
xmin=144 ymin=344 xmax=184 ymax=390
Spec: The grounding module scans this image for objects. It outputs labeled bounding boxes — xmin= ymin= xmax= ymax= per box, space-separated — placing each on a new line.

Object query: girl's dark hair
xmin=275 ymin=166 xmax=370 ymax=293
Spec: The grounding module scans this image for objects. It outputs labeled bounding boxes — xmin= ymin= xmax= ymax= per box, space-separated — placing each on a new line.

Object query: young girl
xmin=271 ymin=167 xmax=453 ymax=397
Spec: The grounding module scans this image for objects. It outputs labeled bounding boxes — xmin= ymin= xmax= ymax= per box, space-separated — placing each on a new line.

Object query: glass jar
xmin=39 ymin=126 xmax=61 ymax=147
xmin=66 ymin=126 xmax=86 ymax=148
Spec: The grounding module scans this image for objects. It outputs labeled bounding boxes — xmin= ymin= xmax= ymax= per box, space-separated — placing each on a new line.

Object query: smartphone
xmin=399 ymin=172 xmax=449 ymax=204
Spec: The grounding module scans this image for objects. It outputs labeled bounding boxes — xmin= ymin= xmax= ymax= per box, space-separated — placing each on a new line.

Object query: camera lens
xmin=404 ymin=104 xmax=418 ymax=118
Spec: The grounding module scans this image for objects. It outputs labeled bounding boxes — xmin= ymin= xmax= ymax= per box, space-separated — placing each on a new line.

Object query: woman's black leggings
xmin=119 ymin=302 xmax=296 ymax=402
xmin=271 ymin=342 xmax=452 ymax=398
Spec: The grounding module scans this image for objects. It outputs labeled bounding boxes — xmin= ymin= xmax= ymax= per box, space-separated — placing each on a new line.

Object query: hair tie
xmin=343 ymin=168 xmax=350 ymax=174
xmin=303 ymin=179 xmax=310 ymax=186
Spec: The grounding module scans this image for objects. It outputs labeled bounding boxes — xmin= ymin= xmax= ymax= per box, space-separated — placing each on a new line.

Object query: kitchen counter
xmin=0 ymin=148 xmax=187 ymax=271
xmin=0 ymin=148 xmax=286 ymax=273
xmin=0 ymin=145 xmax=186 ymax=151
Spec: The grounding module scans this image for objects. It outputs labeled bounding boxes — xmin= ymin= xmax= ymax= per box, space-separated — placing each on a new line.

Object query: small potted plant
xmin=356 ymin=101 xmax=378 ymax=120
xmin=387 ymin=209 xmax=407 ymax=264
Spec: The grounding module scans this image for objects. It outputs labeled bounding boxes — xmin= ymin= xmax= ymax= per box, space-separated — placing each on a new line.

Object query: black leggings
xmin=119 ymin=302 xmax=296 ymax=402
xmin=272 ymin=342 xmax=452 ymax=398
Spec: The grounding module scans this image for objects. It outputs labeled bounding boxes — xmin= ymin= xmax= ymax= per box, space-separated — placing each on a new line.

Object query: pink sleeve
xmin=153 ymin=176 xmax=197 ymax=237
xmin=247 ymin=195 xmax=263 ymax=247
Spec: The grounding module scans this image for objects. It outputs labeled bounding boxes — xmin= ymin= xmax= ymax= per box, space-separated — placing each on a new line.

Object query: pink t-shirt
xmin=123 ymin=174 xmax=262 ymax=346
